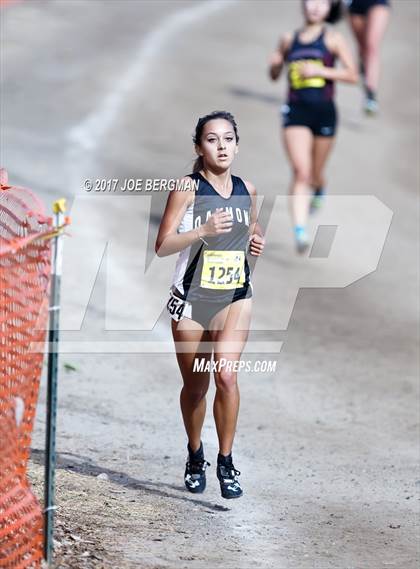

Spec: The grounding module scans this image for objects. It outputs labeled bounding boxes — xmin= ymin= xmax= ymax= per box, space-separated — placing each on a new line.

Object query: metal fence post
xmin=44 ymin=198 xmax=66 ymax=565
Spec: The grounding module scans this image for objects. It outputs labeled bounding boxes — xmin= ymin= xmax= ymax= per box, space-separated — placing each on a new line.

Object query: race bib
xmin=200 ymin=250 xmax=245 ymax=290
xmin=166 ymin=289 xmax=191 ymax=321
xmin=289 ymin=59 xmax=326 ymax=90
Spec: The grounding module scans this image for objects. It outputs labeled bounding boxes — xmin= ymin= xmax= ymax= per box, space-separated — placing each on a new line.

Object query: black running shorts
xmin=282 ymin=101 xmax=337 ymax=137
xmin=347 ymin=0 xmax=390 ymax=16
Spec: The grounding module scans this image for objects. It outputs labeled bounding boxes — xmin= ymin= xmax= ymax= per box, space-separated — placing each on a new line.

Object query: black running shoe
xmin=216 ymin=455 xmax=243 ymax=499
xmin=184 ymin=443 xmax=210 ymax=494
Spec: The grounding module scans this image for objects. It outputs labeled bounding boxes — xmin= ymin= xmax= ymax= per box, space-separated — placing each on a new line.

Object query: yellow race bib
xmin=200 ymin=250 xmax=245 ymax=290
xmin=289 ymin=59 xmax=326 ymax=90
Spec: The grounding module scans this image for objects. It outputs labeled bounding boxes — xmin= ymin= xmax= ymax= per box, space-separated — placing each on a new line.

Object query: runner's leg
xmin=208 ymin=297 xmax=252 ymax=456
xmin=283 ymin=126 xmax=313 ymax=228
xmin=172 ymin=318 xmax=211 ymax=453
xmin=349 ymin=13 xmax=367 ymax=75
xmin=312 ymin=135 xmax=335 ymax=191
xmin=364 ymin=5 xmax=390 ymax=93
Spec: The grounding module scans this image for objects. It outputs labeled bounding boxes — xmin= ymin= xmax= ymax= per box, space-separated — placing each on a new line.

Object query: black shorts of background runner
xmin=281 ymin=100 xmax=338 ymax=137
xmin=347 ymin=0 xmax=390 ymax=16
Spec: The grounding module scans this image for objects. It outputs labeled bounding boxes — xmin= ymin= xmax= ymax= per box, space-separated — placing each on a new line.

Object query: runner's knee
xmin=215 ymin=369 xmax=237 ymax=393
xmin=293 ymin=166 xmax=311 ymax=185
xmin=181 ymin=385 xmax=208 ymax=404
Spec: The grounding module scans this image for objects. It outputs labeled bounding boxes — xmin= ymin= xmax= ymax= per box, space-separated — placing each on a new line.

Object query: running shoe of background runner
xmin=364 ymin=88 xmax=379 ymax=115
xmin=310 ymin=187 xmax=325 ymax=213
xmin=295 ymin=225 xmax=310 ymax=254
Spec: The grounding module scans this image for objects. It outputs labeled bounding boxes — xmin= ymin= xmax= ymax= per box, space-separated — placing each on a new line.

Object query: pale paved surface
xmin=1 ymin=1 xmax=419 ymax=568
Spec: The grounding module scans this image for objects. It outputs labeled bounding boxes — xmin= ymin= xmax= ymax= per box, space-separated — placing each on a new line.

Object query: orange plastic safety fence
xmin=1 ymin=169 xmax=53 ymax=568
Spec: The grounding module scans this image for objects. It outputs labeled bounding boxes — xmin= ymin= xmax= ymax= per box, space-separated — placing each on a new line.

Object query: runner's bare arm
xmin=245 ymin=180 xmax=265 ymax=257
xmin=155 ymin=179 xmax=200 ymax=257
xmin=268 ymin=33 xmax=293 ymax=81
xmin=300 ymin=31 xmax=358 ymax=84
xmin=155 ymin=180 xmax=234 ymax=256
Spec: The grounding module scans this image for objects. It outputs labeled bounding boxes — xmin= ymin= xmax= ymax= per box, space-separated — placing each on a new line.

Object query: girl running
xmin=346 ymin=0 xmax=391 ymax=114
xmin=268 ymin=0 xmax=358 ymax=253
xmin=155 ymin=111 xmax=265 ymax=499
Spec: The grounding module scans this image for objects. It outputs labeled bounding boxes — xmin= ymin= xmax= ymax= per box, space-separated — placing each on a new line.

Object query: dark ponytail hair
xmin=192 ymin=110 xmax=239 ymax=173
xmin=326 ymin=0 xmax=343 ymax=24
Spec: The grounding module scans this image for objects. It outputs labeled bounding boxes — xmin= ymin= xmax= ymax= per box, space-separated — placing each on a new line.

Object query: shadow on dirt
xmin=31 ymin=448 xmax=230 ymax=512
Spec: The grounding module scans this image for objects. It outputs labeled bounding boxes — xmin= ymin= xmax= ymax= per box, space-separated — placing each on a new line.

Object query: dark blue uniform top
xmin=286 ymin=28 xmax=336 ymax=104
